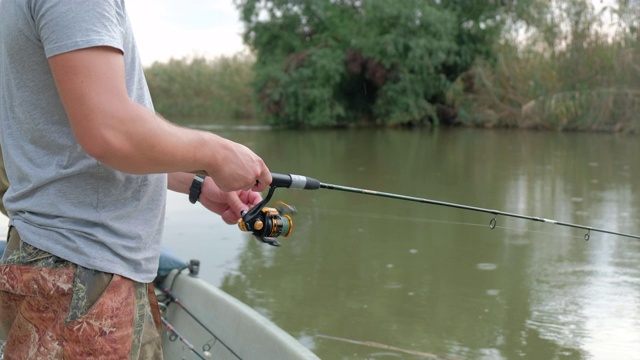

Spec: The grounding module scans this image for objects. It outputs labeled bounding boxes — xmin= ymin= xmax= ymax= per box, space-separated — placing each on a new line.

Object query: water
xmin=162 ymin=127 xmax=640 ymax=359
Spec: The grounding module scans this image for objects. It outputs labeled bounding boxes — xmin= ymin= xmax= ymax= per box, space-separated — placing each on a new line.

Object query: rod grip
xmin=271 ymin=173 xmax=320 ymax=190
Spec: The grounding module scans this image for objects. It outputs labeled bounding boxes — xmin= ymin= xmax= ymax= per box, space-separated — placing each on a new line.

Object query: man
xmin=0 ymin=150 xmax=8 ymax=218
xmin=0 ymin=1 xmax=272 ymax=358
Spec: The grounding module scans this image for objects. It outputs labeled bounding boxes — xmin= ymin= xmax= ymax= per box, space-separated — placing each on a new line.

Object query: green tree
xmin=235 ymin=0 xmax=509 ymax=128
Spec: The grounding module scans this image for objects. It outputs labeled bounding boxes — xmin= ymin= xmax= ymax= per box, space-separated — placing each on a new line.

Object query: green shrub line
xmin=145 ymin=2 xmax=640 ymax=133
xmin=146 ymin=40 xmax=640 ymax=133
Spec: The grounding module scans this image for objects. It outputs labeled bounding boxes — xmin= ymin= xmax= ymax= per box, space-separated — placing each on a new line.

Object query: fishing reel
xmin=237 ymin=186 xmax=296 ymax=246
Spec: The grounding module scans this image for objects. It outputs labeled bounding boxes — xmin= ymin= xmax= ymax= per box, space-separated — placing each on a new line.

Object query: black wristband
xmin=188 ymin=174 xmax=206 ymax=204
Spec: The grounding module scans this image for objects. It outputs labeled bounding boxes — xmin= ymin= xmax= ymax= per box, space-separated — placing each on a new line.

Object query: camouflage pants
xmin=0 ymin=228 xmax=163 ymax=359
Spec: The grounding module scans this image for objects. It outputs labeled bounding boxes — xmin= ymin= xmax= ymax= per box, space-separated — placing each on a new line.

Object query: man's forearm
xmin=79 ymin=101 xmax=222 ymax=175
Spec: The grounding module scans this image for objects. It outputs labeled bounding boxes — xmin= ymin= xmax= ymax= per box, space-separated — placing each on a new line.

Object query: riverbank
xmin=146 ymin=36 xmax=640 ymax=133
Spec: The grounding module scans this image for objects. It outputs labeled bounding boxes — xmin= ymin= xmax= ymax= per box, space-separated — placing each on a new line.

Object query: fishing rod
xmin=236 ymin=173 xmax=640 ymax=245
xmin=161 ymin=316 xmax=209 ymax=359
xmin=158 ymin=286 xmax=242 ymax=359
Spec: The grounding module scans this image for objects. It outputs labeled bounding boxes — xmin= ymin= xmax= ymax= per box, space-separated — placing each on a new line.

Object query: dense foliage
xmin=234 ymin=0 xmax=511 ymax=127
xmin=144 ymin=1 xmax=640 ymax=132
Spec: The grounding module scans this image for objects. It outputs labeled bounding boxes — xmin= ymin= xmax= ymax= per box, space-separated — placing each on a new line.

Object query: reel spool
xmin=237 ymin=186 xmax=296 ymax=246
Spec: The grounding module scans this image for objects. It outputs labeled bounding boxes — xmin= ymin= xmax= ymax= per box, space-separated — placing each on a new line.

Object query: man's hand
xmin=198 ymin=176 xmax=263 ymax=224
xmin=205 ymin=138 xmax=272 ymax=193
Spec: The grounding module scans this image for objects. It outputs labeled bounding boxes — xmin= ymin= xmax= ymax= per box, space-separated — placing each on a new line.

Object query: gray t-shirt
xmin=0 ymin=0 xmax=167 ymax=282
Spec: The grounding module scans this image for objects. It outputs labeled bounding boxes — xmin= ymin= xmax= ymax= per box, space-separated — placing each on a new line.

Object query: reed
xmin=458 ymin=4 xmax=640 ymax=132
xmin=144 ymin=52 xmax=257 ymax=126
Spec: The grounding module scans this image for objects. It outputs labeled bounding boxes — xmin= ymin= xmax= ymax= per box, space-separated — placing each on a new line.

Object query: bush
xmin=236 ymin=0 xmax=506 ymax=128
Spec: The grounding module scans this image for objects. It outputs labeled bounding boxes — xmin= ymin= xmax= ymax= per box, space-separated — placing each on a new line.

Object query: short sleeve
xmin=30 ymin=0 xmax=127 ymax=58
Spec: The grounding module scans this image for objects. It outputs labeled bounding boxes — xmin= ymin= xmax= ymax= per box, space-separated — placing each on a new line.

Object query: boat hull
xmin=158 ymin=269 xmax=319 ymax=360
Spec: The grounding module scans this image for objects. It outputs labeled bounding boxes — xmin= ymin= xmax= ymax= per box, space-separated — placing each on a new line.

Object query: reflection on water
xmin=162 ymin=128 xmax=640 ymax=359
xmin=527 ymin=239 xmax=640 ymax=359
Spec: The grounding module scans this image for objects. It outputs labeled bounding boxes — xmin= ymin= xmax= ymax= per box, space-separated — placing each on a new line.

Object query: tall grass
xmin=144 ymin=52 xmax=257 ymax=126
xmin=457 ymin=1 xmax=640 ymax=132
xmin=457 ymin=38 xmax=640 ymax=132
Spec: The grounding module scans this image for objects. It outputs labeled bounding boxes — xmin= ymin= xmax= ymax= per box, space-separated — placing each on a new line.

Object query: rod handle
xmin=271 ymin=173 xmax=321 ymax=190
xmin=189 ymin=171 xmax=320 ymax=190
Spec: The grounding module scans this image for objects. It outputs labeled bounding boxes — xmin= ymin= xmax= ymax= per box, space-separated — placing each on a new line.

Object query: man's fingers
xmin=221 ymin=209 xmax=240 ymax=225
xmin=222 ymin=191 xmax=248 ymax=219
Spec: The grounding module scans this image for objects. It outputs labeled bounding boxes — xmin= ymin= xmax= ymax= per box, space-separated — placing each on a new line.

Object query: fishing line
xmin=294 ymin=206 xmax=588 ymax=241
xmin=267 ymin=173 xmax=640 ymax=241
xmin=317 ymin=334 xmax=458 ymax=360
xmin=300 ymin=206 xmax=511 ymax=228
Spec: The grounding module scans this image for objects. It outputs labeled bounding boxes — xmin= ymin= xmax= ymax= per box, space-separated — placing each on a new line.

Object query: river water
xmin=162 ymin=127 xmax=640 ymax=360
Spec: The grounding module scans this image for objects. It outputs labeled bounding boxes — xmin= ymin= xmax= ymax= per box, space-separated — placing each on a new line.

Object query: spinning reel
xmin=237 ymin=186 xmax=296 ymax=246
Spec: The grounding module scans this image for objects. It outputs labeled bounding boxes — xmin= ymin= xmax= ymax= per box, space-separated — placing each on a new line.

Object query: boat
xmin=156 ymin=253 xmax=321 ymax=360
xmin=0 ymin=241 xmax=320 ymax=360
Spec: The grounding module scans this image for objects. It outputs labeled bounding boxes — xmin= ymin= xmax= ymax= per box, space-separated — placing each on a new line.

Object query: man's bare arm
xmin=48 ymin=46 xmax=270 ymax=192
